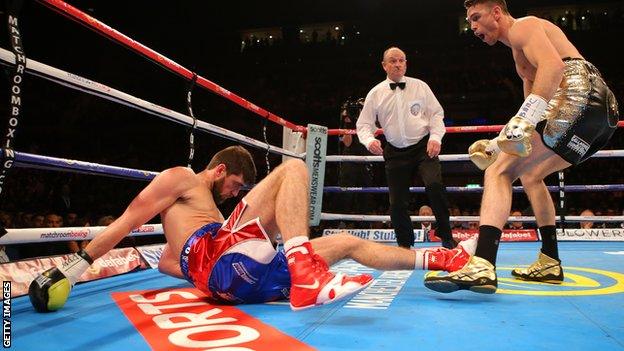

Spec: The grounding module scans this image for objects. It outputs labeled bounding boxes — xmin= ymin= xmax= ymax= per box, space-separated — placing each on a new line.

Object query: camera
xmin=340 ymin=97 xmax=364 ymax=128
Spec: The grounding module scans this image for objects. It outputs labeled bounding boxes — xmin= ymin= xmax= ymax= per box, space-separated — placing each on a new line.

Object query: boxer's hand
xmin=496 ymin=116 xmax=535 ymax=157
xmin=367 ymin=140 xmax=383 ymax=155
xmin=29 ymin=267 xmax=73 ymax=312
xmin=427 ymin=140 xmax=441 ymax=158
xmin=468 ymin=139 xmax=499 ymax=170
xmin=29 ymin=250 xmax=93 ymax=312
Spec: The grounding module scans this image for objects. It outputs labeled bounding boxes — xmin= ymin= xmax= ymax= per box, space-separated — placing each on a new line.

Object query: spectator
xmin=32 ymin=214 xmax=45 ymax=228
xmin=419 ymin=205 xmax=433 ymax=231
xmin=0 ymin=211 xmax=13 ymax=229
xmin=506 ymin=210 xmax=524 ymax=230
xmin=579 ymin=209 xmax=595 ymax=229
xmin=450 ymin=207 xmax=463 ymax=229
xmin=45 ymin=213 xmax=63 ymax=228
xmin=65 ymin=212 xmax=79 ymax=227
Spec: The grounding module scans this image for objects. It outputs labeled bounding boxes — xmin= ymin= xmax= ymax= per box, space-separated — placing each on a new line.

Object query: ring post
xmin=306 ymin=124 xmax=328 ymax=226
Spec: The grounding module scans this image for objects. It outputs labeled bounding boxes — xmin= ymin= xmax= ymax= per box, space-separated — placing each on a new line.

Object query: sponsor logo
xmin=231 ymin=262 xmax=258 ymax=285
xmin=557 ymin=228 xmax=624 ymax=241
xmin=409 ymin=101 xmax=421 ymax=116
xmin=132 ymin=225 xmax=156 ymax=233
xmin=430 ymin=229 xmax=538 ymax=242
xmin=112 ymin=288 xmax=315 ymax=350
xmin=346 ymin=270 xmax=410 ymax=310
xmin=40 ymin=229 xmax=90 ymax=240
xmin=306 ymin=125 xmax=327 ymax=225
xmin=518 ymin=96 xmax=540 ymax=118
xmin=323 ymin=229 xmax=424 ymax=243
xmin=293 ymin=279 xmax=320 ymax=290
xmin=97 ymin=252 xmax=140 ymax=268
xmin=567 ymin=135 xmax=590 ymax=157
xmin=0 ymin=15 xmax=25 ymax=197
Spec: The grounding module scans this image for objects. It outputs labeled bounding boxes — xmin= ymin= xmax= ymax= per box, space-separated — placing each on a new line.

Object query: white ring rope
xmin=0 ymin=47 xmax=301 ymax=159
xmin=326 ymin=149 xmax=624 ymax=163
xmin=0 ymin=224 xmax=163 ymax=245
xmin=319 ymin=213 xmax=624 ymax=223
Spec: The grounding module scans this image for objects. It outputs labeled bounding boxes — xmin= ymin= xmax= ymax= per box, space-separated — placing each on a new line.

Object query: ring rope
xmin=0 ymin=47 xmax=302 ymax=159
xmin=37 ymin=0 xmax=306 ymax=133
xmin=323 ymin=184 xmax=624 ymax=193
xmin=320 ymin=213 xmax=624 ymax=223
xmin=0 ymin=224 xmax=164 ymax=245
xmin=326 ymin=149 xmax=624 ymax=163
xmin=328 ymin=121 xmax=624 ymax=136
xmin=1 ymin=148 xmax=158 ymax=181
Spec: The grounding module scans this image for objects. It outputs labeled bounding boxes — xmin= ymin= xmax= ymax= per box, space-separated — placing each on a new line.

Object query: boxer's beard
xmin=212 ymin=178 xmax=225 ymax=204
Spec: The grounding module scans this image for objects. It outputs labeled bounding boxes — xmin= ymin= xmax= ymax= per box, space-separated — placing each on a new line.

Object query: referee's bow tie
xmin=389 ymin=82 xmax=406 ymax=90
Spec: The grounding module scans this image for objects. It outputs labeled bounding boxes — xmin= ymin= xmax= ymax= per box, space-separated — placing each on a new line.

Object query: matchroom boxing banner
xmin=306 ymin=124 xmax=328 ymax=226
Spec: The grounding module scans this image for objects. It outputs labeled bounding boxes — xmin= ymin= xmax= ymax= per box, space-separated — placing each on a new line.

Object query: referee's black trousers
xmin=383 ymin=137 xmax=452 ymax=248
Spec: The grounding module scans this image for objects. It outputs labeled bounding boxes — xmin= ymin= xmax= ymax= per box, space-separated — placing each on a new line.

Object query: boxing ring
xmin=2 ymin=1 xmax=624 ymax=350
xmin=8 ymin=242 xmax=624 ymax=351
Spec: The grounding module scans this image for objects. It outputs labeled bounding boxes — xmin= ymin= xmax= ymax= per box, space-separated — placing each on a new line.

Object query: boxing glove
xmin=468 ymin=139 xmax=499 ymax=170
xmin=497 ymin=94 xmax=548 ymax=157
xmin=496 ymin=116 xmax=536 ymax=157
xmin=29 ymin=250 xmax=93 ymax=312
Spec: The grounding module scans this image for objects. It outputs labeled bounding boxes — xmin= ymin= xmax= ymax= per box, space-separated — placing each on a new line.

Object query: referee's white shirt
xmin=356 ymin=76 xmax=445 ymax=149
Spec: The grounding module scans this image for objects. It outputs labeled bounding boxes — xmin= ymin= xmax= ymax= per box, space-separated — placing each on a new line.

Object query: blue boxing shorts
xmin=180 ymin=199 xmax=291 ymax=304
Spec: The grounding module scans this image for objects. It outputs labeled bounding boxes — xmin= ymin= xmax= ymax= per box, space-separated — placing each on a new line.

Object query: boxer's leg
xmin=424 ymin=134 xmax=567 ymax=294
xmin=311 ymin=233 xmax=476 ymax=272
xmin=237 ymin=159 xmax=373 ymax=310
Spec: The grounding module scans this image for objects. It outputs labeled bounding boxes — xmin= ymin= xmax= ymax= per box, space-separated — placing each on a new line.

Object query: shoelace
xmin=312 ymin=253 xmax=329 ymax=272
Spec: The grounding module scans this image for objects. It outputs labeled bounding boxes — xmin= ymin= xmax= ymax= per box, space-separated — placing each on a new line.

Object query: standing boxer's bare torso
xmin=511 ymin=17 xmax=583 ymax=81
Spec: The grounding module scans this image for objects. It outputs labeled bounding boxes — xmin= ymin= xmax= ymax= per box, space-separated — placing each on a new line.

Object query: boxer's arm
xmin=522 ymin=77 xmax=533 ymax=99
xmin=29 ymin=167 xmax=197 ymax=312
xmin=84 ymin=167 xmax=195 ymax=260
xmin=509 ymin=19 xmax=564 ymax=102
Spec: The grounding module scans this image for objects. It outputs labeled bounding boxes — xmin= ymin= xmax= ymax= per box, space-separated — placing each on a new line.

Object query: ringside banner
xmin=323 ymin=229 xmax=425 ymax=243
xmin=555 ymin=228 xmax=624 ymax=241
xmin=428 ymin=229 xmax=539 ymax=242
xmin=322 ymin=228 xmax=538 ymax=242
xmin=0 ymin=247 xmax=146 ymax=297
